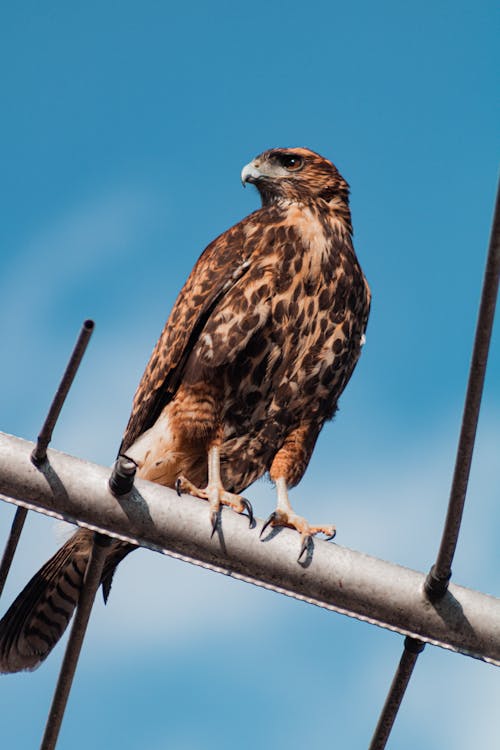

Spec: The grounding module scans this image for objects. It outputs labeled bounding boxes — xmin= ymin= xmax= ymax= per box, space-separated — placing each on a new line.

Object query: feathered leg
xmin=176 ymin=442 xmax=253 ymax=535
xmin=262 ymin=424 xmax=336 ymax=560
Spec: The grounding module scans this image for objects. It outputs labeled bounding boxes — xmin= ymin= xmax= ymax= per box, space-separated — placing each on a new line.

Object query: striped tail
xmin=0 ymin=528 xmax=132 ymax=673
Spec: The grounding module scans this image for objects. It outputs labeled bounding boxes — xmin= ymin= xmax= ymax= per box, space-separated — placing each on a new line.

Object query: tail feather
xmin=0 ymin=529 xmax=132 ymax=673
xmin=0 ymin=413 xmax=183 ymax=675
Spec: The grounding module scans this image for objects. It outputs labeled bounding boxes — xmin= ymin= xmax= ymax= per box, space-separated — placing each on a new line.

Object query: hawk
xmin=0 ymin=147 xmax=370 ymax=672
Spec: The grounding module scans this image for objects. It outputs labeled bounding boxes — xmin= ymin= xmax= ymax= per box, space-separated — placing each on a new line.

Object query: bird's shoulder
xmin=120 ymin=206 xmax=288 ymax=451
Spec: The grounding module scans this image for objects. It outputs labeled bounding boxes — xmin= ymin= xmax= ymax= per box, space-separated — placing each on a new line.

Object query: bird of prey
xmin=0 ymin=147 xmax=370 ymax=673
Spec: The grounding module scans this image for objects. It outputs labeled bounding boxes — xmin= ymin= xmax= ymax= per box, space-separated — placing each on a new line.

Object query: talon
xmin=325 ymin=529 xmax=336 ymax=541
xmin=298 ymin=535 xmax=311 ymax=563
xmin=241 ymin=497 xmax=254 ymax=527
xmin=175 ymin=478 xmax=183 ymax=497
xmin=260 ymin=511 xmax=277 ymax=538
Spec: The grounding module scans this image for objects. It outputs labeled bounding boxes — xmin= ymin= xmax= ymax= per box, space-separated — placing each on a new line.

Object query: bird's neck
xmin=270 ymin=196 xmax=353 ymax=238
xmin=323 ymin=196 xmax=353 ymax=236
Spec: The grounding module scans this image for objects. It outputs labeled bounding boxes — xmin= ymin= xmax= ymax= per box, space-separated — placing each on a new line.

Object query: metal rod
xmin=31 ymin=319 xmax=95 ymax=466
xmin=1 ymin=431 xmax=499 ymax=665
xmin=371 ymin=185 xmax=500 ymax=750
xmin=0 ymin=322 xmax=94 ymax=603
xmin=109 ymin=455 xmax=137 ymax=496
xmin=40 ymin=532 xmax=111 ymax=750
xmin=369 ymin=638 xmax=425 ymax=750
xmin=425 ymin=182 xmax=500 ymax=600
xmin=0 ymin=507 xmax=28 ymax=598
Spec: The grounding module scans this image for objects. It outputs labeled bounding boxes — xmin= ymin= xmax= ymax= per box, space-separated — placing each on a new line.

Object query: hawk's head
xmin=241 ymin=147 xmax=350 ymax=209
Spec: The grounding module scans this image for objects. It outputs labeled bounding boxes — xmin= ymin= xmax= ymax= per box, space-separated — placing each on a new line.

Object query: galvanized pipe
xmin=1 ymin=431 xmax=499 ymax=665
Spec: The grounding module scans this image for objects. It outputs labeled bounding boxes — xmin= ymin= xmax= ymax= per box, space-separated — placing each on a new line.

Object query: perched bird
xmin=0 ymin=147 xmax=370 ymax=673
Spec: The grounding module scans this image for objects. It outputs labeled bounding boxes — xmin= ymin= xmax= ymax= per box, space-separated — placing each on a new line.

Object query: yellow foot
xmin=175 ymin=476 xmax=254 ymax=535
xmin=260 ymin=509 xmax=336 ymax=561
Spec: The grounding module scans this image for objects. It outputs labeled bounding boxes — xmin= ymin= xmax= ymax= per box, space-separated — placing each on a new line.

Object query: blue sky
xmin=0 ymin=1 xmax=499 ymax=748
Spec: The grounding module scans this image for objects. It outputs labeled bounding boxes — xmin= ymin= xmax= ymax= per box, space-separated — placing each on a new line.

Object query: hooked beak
xmin=241 ymin=161 xmax=262 ymax=187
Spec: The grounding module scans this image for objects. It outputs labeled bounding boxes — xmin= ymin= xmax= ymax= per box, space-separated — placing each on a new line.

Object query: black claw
xmin=325 ymin=529 xmax=336 ymax=542
xmin=175 ymin=478 xmax=183 ymax=497
xmin=260 ymin=511 xmax=277 ymax=539
xmin=298 ymin=535 xmax=311 ymax=563
xmin=210 ymin=510 xmax=219 ymax=538
xmin=241 ymin=497 xmax=254 ymax=527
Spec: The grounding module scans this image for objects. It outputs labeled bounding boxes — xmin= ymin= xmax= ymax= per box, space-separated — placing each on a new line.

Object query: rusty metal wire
xmin=40 ymin=533 xmax=112 ymax=750
xmin=0 ymin=507 xmax=27 ymax=598
xmin=425 ymin=182 xmax=500 ymax=600
xmin=31 ymin=319 xmax=94 ymax=467
xmin=0 ymin=320 xmax=94 ymax=607
xmin=369 ymin=638 xmax=426 ymax=750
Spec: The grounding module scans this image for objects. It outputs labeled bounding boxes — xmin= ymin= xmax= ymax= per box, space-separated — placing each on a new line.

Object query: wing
xmin=120 ymin=209 xmax=273 ymax=453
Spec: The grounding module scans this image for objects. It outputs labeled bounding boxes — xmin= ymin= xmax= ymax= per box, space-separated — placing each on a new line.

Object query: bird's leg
xmin=261 ymin=477 xmax=336 ymax=559
xmin=176 ymin=442 xmax=253 ymax=534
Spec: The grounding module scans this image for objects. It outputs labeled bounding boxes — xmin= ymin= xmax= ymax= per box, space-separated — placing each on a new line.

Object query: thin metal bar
xmin=369 ymin=638 xmax=425 ymax=750
xmin=0 ymin=507 xmax=28 ymax=598
xmin=370 ymin=184 xmax=500 ymax=750
xmin=1 ymin=432 xmax=499 ymax=664
xmin=31 ymin=319 xmax=95 ymax=466
xmin=0 ymin=322 xmax=94 ymax=603
xmin=425 ymin=182 xmax=500 ymax=599
xmin=40 ymin=532 xmax=111 ymax=750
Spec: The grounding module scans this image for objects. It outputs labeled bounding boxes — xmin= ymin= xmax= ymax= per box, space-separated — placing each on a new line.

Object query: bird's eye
xmin=276 ymin=154 xmax=304 ymax=171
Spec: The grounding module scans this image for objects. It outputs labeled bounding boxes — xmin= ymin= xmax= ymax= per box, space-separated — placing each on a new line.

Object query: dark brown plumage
xmin=0 ymin=147 xmax=370 ymax=672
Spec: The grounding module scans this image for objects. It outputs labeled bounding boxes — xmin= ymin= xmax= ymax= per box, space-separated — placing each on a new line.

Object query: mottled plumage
xmin=0 ymin=147 xmax=370 ymax=672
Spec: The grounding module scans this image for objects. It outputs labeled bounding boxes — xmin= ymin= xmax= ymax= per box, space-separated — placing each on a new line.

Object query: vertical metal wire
xmin=0 ymin=507 xmax=28 ymax=598
xmin=40 ymin=533 xmax=111 ymax=750
xmin=371 ymin=181 xmax=499 ymax=749
xmin=32 ymin=319 xmax=95 ymax=466
xmin=0 ymin=320 xmax=95 ymax=603
xmin=425 ymin=182 xmax=500 ymax=599
xmin=369 ymin=638 xmax=425 ymax=750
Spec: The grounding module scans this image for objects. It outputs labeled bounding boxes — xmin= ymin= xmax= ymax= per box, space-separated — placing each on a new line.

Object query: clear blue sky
xmin=1 ymin=2 xmax=498 ymax=748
